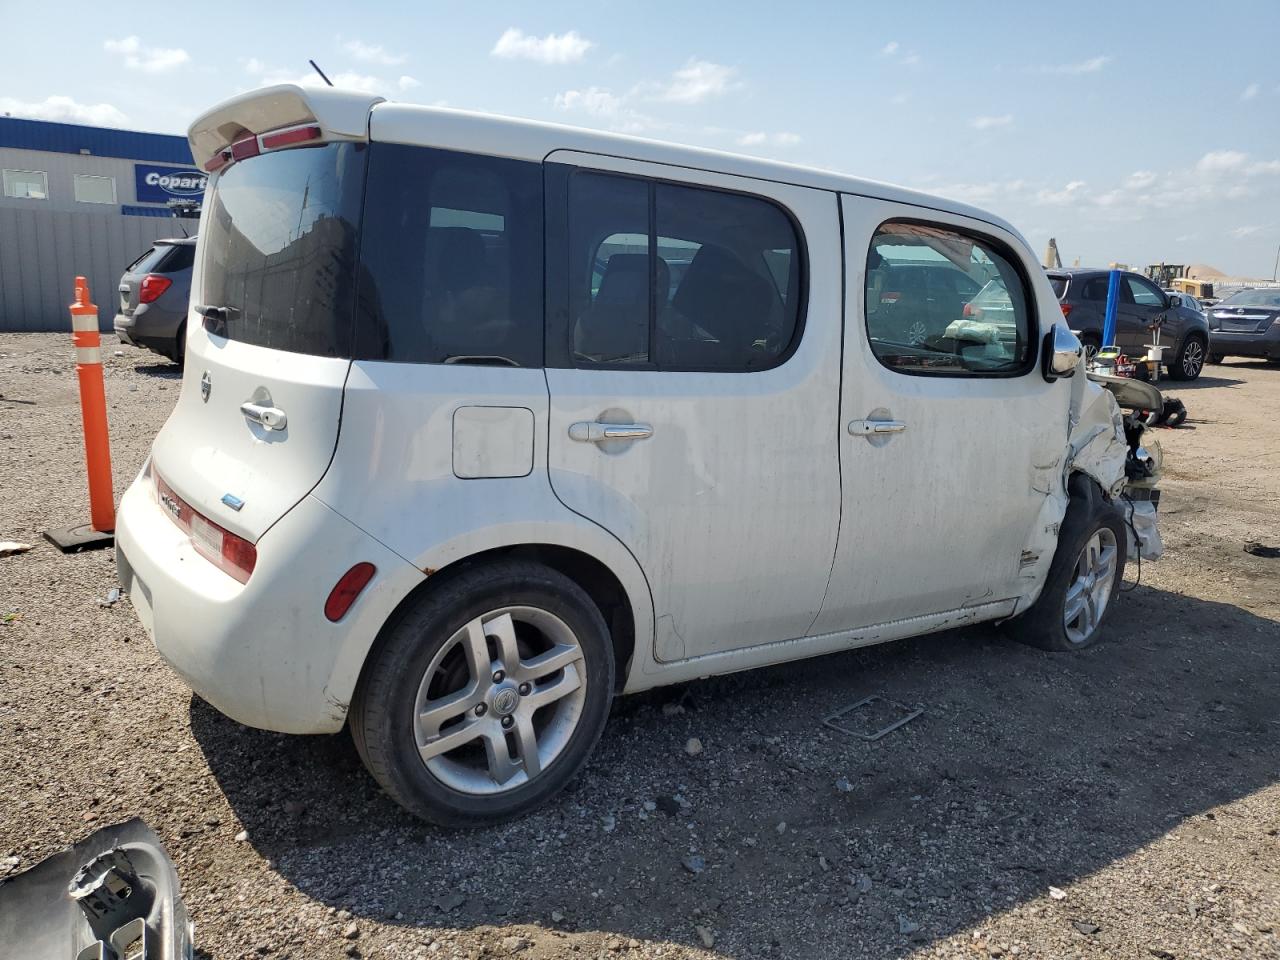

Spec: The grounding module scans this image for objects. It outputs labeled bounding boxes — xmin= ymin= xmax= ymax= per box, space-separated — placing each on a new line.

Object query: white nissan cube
xmin=115 ymin=84 xmax=1160 ymax=825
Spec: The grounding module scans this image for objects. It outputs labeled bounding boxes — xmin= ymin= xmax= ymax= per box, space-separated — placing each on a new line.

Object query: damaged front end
xmin=1069 ymin=372 xmax=1165 ymax=563
xmin=0 ymin=819 xmax=192 ymax=960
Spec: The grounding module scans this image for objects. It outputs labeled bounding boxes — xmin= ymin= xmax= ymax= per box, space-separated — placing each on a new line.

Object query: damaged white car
xmin=115 ymin=84 xmax=1163 ymax=825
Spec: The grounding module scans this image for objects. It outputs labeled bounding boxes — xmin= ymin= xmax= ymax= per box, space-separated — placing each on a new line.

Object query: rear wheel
xmin=1166 ymin=335 xmax=1205 ymax=381
xmin=172 ymin=322 xmax=186 ymax=367
xmin=1005 ymin=477 xmax=1127 ymax=652
xmin=350 ymin=561 xmax=615 ymax=826
xmin=1207 ymin=352 xmax=1224 ymax=365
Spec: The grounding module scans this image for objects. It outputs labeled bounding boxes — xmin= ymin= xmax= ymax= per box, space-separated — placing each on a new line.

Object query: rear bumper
xmin=116 ymin=472 xmax=424 ymax=733
xmin=1208 ymin=326 xmax=1280 ymax=359
xmin=114 ymin=304 xmax=182 ymax=351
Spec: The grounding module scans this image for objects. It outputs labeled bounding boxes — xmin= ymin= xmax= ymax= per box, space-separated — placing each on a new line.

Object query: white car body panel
xmin=112 ymin=83 xmax=1139 ymax=737
xmin=542 ymin=150 xmax=842 ymax=661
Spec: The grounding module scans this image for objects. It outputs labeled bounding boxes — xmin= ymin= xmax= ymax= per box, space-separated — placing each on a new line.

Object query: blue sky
xmin=3 ymin=0 xmax=1279 ymax=277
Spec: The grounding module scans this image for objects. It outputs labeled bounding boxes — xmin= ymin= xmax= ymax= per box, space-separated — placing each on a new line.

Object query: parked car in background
xmin=1047 ymin=268 xmax=1211 ymax=380
xmin=1205 ymin=288 xmax=1280 ymax=364
xmin=114 ymin=238 xmax=196 ymax=365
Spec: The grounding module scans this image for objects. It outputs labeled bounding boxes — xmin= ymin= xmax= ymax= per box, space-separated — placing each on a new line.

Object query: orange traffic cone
xmin=44 ymin=277 xmax=117 ymax=552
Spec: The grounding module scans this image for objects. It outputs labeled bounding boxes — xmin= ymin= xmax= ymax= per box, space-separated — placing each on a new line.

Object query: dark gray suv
xmin=1047 ymin=268 xmax=1212 ymax=380
xmin=114 ymin=238 xmax=195 ymax=365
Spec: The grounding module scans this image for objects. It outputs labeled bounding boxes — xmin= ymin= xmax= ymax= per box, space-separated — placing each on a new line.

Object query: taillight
xmin=154 ymin=473 xmax=257 ymax=584
xmin=1060 ymin=302 xmax=1073 ymax=319
xmin=230 ymin=134 xmax=260 ymax=162
xmin=325 ymin=563 xmax=377 ymax=622
xmin=138 ymin=274 xmax=172 ymax=304
xmin=261 ymin=124 xmax=323 ymax=149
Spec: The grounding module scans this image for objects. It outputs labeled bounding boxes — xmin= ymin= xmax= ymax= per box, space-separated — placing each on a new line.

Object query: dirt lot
xmin=2 ymin=332 xmax=1278 ymax=960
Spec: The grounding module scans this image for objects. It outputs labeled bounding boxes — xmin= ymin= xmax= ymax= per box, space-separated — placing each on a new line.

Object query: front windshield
xmin=1218 ymin=289 xmax=1280 ymax=309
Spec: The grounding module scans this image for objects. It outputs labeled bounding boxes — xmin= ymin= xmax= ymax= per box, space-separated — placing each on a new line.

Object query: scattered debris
xmin=437 ymin=892 xmax=466 ymax=913
xmin=694 ymin=925 xmax=715 ymax=949
xmin=1048 ymin=886 xmax=1068 ymax=901
xmin=823 ymin=695 xmax=924 ymax=741
xmin=898 ymin=916 xmax=920 ymax=935
xmin=661 ymin=702 xmax=685 ymax=717
xmin=1073 ymin=921 xmax=1101 ymax=935
xmin=601 ymin=814 xmax=616 ymax=833
xmin=502 ymin=934 xmax=530 ymax=952
xmin=1244 ymin=541 xmax=1280 ymax=559
xmin=342 ymin=922 xmax=360 ymax=940
xmin=0 ymin=818 xmax=192 ymax=959
xmin=681 ymin=855 xmax=705 ymax=875
xmin=835 ymin=777 xmax=853 ymax=793
xmin=684 ymin=737 xmax=703 ymax=757
xmin=1147 ymin=948 xmax=1175 ymax=960
xmin=98 ymin=587 xmax=121 ymax=608
xmin=234 ymin=830 xmax=249 ymax=843
xmin=0 ymin=541 xmax=33 ymax=557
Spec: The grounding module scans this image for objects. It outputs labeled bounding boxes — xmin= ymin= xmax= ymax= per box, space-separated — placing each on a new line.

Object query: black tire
xmin=1207 ymin=352 xmax=1224 ymax=365
xmin=1005 ymin=476 xmax=1127 ymax=652
xmin=172 ymin=322 xmax=186 ymax=367
xmin=1166 ymin=334 xmax=1206 ymax=381
xmin=350 ymin=560 xmax=615 ymax=826
xmin=1078 ymin=333 xmax=1101 ymax=364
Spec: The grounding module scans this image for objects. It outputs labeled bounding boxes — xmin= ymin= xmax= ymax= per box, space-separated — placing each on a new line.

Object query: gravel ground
xmin=2 ymin=332 xmax=1278 ymax=960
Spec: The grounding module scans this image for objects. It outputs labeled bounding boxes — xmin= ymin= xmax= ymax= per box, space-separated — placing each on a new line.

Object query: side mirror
xmin=1166 ymin=294 xmax=1180 ymax=309
xmin=1043 ymin=324 xmax=1082 ymax=381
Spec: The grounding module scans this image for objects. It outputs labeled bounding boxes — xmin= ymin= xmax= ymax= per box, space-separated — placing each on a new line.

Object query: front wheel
xmin=350 ymin=561 xmax=615 ymax=826
xmin=1005 ymin=478 xmax=1127 ymax=652
xmin=1166 ymin=335 xmax=1205 ymax=381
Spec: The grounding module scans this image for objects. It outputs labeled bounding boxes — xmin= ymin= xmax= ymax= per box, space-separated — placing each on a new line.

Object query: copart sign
xmin=134 ymin=164 xmax=208 ymax=204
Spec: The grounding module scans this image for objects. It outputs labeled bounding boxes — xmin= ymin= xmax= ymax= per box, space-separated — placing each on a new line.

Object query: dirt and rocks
xmin=1 ymin=332 xmax=1278 ymax=960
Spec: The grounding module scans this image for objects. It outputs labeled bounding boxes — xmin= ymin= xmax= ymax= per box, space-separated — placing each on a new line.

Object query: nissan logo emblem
xmin=200 ymin=370 xmax=211 ymax=403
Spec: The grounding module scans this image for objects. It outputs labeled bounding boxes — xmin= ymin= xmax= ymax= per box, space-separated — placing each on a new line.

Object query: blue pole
xmin=1102 ymin=269 xmax=1121 ymax=348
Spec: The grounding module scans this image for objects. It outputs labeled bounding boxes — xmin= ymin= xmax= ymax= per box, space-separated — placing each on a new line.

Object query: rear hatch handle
xmin=240 ymin=398 xmax=287 ymax=431
xmin=193 ymin=303 xmax=233 ymax=335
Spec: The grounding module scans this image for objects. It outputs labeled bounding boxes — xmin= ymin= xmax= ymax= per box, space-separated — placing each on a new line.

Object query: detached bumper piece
xmin=0 ymin=818 xmax=193 ymax=960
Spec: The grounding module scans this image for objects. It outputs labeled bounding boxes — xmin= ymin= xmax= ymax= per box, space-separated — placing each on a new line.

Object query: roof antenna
xmin=308 ymin=60 xmax=334 ymax=87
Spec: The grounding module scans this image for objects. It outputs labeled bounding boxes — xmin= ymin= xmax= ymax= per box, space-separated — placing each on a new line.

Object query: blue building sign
xmin=134 ymin=163 xmax=207 ymax=204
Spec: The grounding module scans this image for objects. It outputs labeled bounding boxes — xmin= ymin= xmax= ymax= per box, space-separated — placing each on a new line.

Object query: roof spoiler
xmin=187 ymin=84 xmax=384 ymax=170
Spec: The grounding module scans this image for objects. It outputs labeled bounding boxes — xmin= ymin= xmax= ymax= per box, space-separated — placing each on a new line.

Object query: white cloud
xmin=971 ymin=114 xmax=1013 ymax=130
xmin=1035 ymin=180 xmax=1087 ymax=205
xmin=881 ymin=41 xmax=899 ymax=55
xmin=736 ymin=131 xmax=801 ymax=148
xmin=1040 ymin=56 xmax=1111 ymax=74
xmin=648 ymin=59 xmax=739 ymax=104
xmin=1230 ymin=225 xmax=1262 ymax=239
xmin=104 ymin=35 xmax=189 ymax=73
xmin=311 ymin=71 xmax=383 ymax=94
xmin=244 ymin=57 xmax=267 ymax=75
xmin=881 ymin=41 xmax=920 ymax=65
xmin=343 ymin=39 xmax=406 ymax=66
xmin=902 ymin=53 xmax=921 ymax=66
xmin=1197 ymin=150 xmax=1249 ymax=173
xmin=0 ymin=94 xmax=128 ymax=127
xmin=491 ymin=28 xmax=592 ymax=64
xmin=1241 ymin=83 xmax=1260 ymax=101
xmin=553 ymin=86 xmax=657 ymax=133
xmin=398 ymin=75 xmax=422 ymax=92
xmin=1126 ymin=170 xmax=1157 ymax=189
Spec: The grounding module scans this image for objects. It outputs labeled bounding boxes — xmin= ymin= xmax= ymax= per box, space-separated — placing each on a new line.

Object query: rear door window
xmin=566 ymin=171 xmax=804 ymax=371
xmin=157 ymin=244 xmax=195 ymax=273
xmin=200 ymin=142 xmax=366 ymax=357
xmin=1126 ymin=275 xmax=1165 ymax=307
xmin=355 ymin=144 xmax=544 ymax=366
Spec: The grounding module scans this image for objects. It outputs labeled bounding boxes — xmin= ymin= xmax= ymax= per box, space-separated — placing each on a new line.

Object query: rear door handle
xmin=241 ymin=401 xmax=287 ymax=431
xmin=848 ymin=419 xmax=907 ymax=436
xmin=569 ymin=421 xmax=653 ymax=443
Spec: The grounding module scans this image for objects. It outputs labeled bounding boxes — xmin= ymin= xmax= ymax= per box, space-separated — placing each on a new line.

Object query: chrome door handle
xmin=848 ymin=419 xmax=906 ymax=436
xmin=240 ymin=401 xmax=287 ymax=431
xmin=568 ymin=421 xmax=653 ymax=443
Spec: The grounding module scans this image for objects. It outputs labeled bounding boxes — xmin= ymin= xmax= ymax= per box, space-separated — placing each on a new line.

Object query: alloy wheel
xmin=1181 ymin=339 xmax=1204 ymax=378
xmin=1063 ymin=528 xmax=1118 ymax=645
xmin=413 ymin=606 xmax=587 ymax=795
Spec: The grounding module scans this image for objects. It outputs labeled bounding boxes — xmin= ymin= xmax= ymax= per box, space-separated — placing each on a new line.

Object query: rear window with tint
xmin=156 ymin=244 xmax=195 ymax=273
xmin=200 ymin=142 xmax=366 ymax=357
xmin=125 ymin=245 xmax=168 ymax=275
xmin=1048 ymin=276 xmax=1068 ymax=299
xmin=354 ymin=144 xmax=544 ymax=366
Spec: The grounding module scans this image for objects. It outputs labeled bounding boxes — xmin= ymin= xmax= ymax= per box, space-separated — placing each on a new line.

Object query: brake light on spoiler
xmin=203 ymin=124 xmax=324 ymax=173
xmin=154 ymin=472 xmax=257 ymax=584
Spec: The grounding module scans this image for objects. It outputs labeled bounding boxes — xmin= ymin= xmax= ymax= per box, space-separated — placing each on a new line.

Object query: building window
xmin=74 ymin=174 xmax=116 ymax=205
xmin=3 ymin=169 xmax=48 ymax=200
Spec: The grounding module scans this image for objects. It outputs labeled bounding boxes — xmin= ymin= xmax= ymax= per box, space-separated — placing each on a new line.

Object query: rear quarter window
xmin=1048 ymin=277 xmax=1068 ymax=299
xmin=354 ymin=144 xmax=544 ymax=367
